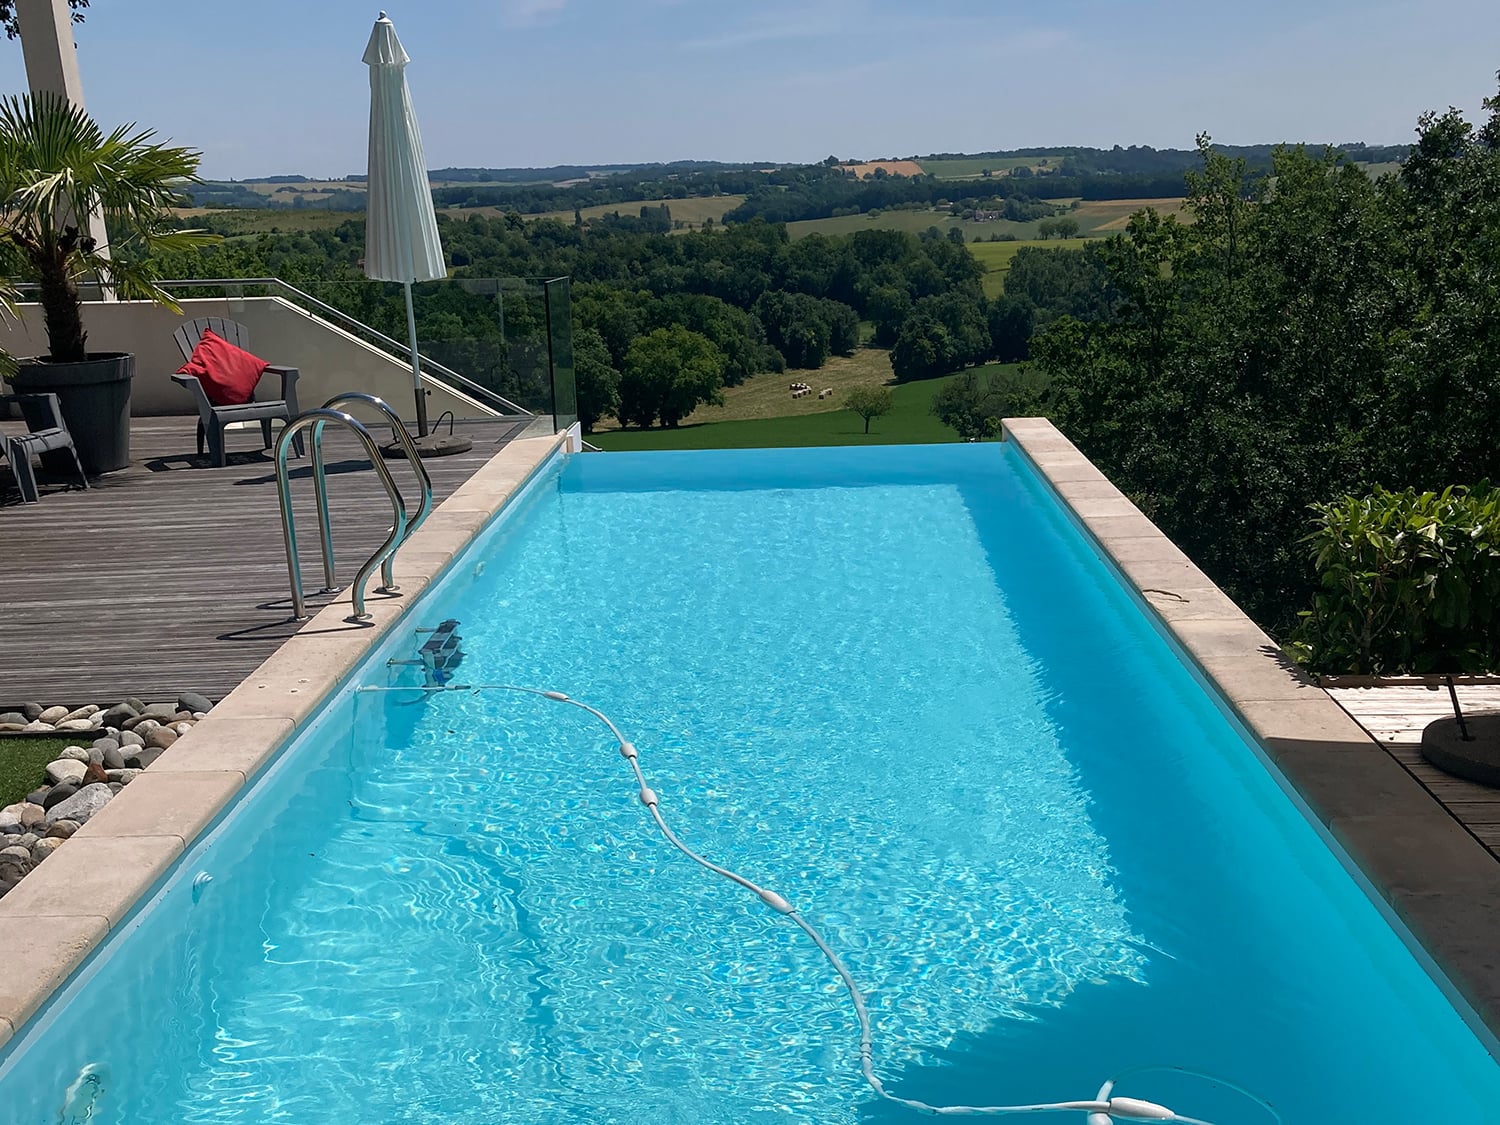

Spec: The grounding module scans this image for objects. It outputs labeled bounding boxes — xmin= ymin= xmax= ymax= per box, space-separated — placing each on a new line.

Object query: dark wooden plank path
xmin=1 ymin=415 xmax=530 ymax=706
xmin=1329 ymin=683 xmax=1500 ymax=858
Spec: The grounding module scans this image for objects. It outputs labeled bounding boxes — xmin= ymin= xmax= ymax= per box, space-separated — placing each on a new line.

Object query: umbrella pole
xmin=404 ymin=279 xmax=429 ymax=437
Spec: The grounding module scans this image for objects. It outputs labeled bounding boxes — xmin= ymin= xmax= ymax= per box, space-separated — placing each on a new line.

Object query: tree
xmin=845 ymin=384 xmax=894 ymax=434
xmin=573 ymin=327 xmax=619 ymax=433
xmin=823 ymin=299 xmax=861 ymax=356
xmin=865 ymin=284 xmax=912 ymax=347
xmin=890 ymin=314 xmax=952 ymax=382
xmin=752 ymin=290 xmax=856 ymax=369
xmin=946 ymin=226 xmax=966 ymax=245
xmin=1028 ymin=103 xmax=1500 ymax=631
xmin=931 ymin=367 xmax=1048 ymax=440
xmin=618 ymin=326 xmax=725 ymax=428
xmin=987 ymin=295 xmax=1035 ymax=362
xmin=2 ymin=0 xmax=87 ymax=40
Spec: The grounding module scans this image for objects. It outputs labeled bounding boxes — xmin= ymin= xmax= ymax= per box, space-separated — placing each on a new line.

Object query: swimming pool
xmin=4 ymin=442 xmax=1498 ymax=1123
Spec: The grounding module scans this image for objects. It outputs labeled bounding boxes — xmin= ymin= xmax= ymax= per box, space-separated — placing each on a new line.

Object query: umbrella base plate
xmin=381 ymin=434 xmax=474 ymax=459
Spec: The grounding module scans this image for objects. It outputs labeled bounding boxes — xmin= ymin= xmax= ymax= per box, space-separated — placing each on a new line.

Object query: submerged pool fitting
xmin=359 ymin=682 xmax=1280 ymax=1125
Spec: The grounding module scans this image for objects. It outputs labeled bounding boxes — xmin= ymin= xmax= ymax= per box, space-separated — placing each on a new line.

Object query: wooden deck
xmin=0 ymin=414 xmax=532 ymax=705
xmin=1328 ymin=682 xmax=1500 ymax=858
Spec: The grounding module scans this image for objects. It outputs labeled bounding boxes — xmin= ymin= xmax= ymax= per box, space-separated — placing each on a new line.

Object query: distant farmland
xmin=788 ymin=196 xmax=1188 ymax=248
xmin=1075 ymin=196 xmax=1189 ymax=230
xmin=839 ymin=160 xmax=926 ymax=179
xmin=443 ymin=195 xmax=747 ymax=231
xmin=171 ymin=208 xmax=362 ymax=234
xmin=921 ymin=156 xmax=1062 ymax=179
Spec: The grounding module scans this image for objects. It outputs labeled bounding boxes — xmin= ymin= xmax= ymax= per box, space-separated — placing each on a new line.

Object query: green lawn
xmin=590 ymin=368 xmax=1023 ymax=451
xmin=0 ymin=738 xmax=75 ymax=808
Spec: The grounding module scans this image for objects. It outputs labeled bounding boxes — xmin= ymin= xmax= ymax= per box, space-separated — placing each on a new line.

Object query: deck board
xmin=1328 ymin=683 xmax=1500 ymax=857
xmin=1 ymin=415 xmax=532 ymax=705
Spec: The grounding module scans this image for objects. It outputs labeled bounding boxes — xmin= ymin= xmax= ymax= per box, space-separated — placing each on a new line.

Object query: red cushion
xmin=176 ymin=329 xmax=269 ymax=406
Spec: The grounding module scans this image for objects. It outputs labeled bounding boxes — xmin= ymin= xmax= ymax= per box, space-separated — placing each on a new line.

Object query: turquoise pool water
xmin=4 ymin=444 xmax=1498 ymax=1123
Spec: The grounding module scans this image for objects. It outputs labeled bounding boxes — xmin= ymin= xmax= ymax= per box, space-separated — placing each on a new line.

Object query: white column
xmin=15 ymin=0 xmax=113 ymax=272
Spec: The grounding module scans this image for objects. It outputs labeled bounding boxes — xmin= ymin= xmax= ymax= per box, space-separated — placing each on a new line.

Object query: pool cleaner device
xmin=361 ymin=681 xmax=1281 ymax=1124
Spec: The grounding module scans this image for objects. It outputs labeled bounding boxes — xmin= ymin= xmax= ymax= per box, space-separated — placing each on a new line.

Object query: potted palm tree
xmin=0 ymin=92 xmax=216 ymax=473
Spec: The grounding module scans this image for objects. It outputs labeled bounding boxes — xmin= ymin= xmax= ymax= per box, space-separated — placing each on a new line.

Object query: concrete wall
xmin=0 ymin=296 xmax=502 ymax=422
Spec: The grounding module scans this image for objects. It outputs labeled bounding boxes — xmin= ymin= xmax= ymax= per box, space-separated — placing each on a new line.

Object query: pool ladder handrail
xmin=321 ymin=391 xmax=436 ymax=542
xmin=274 ymin=395 xmax=431 ymax=622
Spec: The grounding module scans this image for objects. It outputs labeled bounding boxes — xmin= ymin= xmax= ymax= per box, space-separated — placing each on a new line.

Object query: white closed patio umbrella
xmin=363 ymin=10 xmax=447 ymax=442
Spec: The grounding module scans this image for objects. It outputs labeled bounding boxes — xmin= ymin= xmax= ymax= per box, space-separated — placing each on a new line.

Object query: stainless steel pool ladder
xmin=273 ymin=394 xmax=435 ymax=622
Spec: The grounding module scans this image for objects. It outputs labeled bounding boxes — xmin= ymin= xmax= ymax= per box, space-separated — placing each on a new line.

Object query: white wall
xmin=0 ymin=296 xmax=505 ymax=422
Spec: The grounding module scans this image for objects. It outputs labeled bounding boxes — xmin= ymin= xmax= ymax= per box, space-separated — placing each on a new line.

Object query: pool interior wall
xmin=3 ymin=443 xmax=1499 ymax=1124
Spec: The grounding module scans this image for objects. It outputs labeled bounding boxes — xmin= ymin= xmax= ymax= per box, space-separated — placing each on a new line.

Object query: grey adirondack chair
xmin=170 ymin=318 xmax=304 ymax=466
xmin=1 ymin=392 xmax=89 ymax=503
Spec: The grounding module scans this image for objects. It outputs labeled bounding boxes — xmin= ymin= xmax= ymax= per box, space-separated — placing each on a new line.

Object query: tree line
xmin=161 ymin=210 xmax=1000 ymax=430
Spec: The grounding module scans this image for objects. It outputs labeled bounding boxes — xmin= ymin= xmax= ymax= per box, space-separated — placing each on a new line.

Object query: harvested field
xmin=840 ymin=160 xmax=925 ymax=178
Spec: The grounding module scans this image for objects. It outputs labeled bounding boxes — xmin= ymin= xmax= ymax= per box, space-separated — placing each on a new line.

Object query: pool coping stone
xmin=0 ymin=431 xmax=568 ymax=1051
xmin=1003 ymin=416 xmax=1500 ymax=1045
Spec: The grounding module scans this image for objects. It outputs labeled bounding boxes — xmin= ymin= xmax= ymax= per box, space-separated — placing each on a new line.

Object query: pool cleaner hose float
xmin=361 ymin=683 xmax=1282 ymax=1125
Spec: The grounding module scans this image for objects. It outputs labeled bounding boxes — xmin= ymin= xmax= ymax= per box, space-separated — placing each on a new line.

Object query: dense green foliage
xmin=920 ymin=141 xmax=1409 ymax=177
xmin=1034 ymin=80 xmax=1500 ymax=637
xmin=724 ymin=167 xmax=1193 ymax=226
xmin=1289 ymin=486 xmax=1500 ymax=674
xmin=572 ymin=327 xmax=619 ymax=432
xmin=929 ymin=366 xmax=1053 ymax=440
xmin=163 ymin=212 xmax=1008 ymax=424
xmin=617 ymin=326 xmax=725 ymax=428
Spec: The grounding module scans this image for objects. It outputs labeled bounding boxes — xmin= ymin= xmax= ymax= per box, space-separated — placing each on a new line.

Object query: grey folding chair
xmin=1 ymin=393 xmax=89 ymax=503
xmin=169 ymin=317 xmax=304 ymax=466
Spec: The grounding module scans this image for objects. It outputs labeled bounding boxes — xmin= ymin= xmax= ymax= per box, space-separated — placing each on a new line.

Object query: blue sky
xmin=0 ymin=0 xmax=1496 ymax=179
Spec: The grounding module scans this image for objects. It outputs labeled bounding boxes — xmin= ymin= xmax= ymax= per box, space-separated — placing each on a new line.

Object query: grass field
xmin=591 ymin=361 xmax=1027 ymax=451
xmin=539 ymin=194 xmax=745 ymax=229
xmin=593 ymin=348 xmax=895 ymax=433
xmin=591 ymin=373 xmax=970 ymax=450
xmin=1075 ymin=196 xmax=1188 ymax=231
xmin=172 ymin=208 xmax=363 ymax=234
xmin=439 ymin=194 xmax=746 ymax=231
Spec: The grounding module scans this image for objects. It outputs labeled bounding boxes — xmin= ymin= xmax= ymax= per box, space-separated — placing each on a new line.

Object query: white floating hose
xmin=362 ymin=682 xmax=1281 ymax=1124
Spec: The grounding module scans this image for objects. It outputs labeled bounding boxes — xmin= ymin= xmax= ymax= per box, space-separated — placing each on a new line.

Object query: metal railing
xmin=274 ymin=393 xmax=438 ymax=622
xmin=323 ymin=391 xmax=435 ymax=543
xmin=154 ymin=277 xmax=534 ymax=419
xmin=275 ymin=409 xmax=406 ymax=622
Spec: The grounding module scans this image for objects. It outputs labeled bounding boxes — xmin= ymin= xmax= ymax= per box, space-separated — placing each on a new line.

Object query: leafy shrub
xmin=1289 ymin=484 xmax=1500 ymax=674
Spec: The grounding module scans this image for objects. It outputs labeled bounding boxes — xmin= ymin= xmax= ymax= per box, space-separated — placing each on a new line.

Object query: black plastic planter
xmin=9 ymin=353 xmax=134 ymax=474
